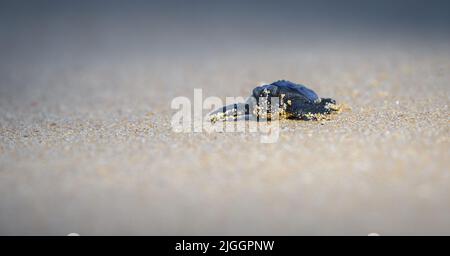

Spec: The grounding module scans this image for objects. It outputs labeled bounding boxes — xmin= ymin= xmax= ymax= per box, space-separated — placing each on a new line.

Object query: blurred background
xmin=1 ymin=0 xmax=449 ymax=104
xmin=0 ymin=0 xmax=449 ymax=235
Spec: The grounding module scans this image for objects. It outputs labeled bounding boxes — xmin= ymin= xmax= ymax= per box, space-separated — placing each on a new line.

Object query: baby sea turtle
xmin=209 ymin=80 xmax=340 ymax=122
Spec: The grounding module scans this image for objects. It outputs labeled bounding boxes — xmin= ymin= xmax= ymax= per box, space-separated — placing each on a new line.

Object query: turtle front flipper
xmin=208 ymin=99 xmax=255 ymax=122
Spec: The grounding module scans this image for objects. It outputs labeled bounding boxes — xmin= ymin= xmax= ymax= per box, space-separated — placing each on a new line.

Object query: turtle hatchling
xmin=209 ymin=80 xmax=340 ymax=122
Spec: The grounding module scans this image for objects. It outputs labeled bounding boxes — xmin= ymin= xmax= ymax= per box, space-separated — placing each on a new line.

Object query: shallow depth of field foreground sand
xmin=1 ymin=35 xmax=450 ymax=234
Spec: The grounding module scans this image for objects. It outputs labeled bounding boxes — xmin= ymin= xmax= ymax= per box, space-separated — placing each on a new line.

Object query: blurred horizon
xmin=1 ymin=0 xmax=450 ymax=104
xmin=1 ymin=0 xmax=450 ymax=54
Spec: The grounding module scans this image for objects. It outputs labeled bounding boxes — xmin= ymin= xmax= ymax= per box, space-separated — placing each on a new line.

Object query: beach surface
xmin=1 ymin=38 xmax=449 ymax=235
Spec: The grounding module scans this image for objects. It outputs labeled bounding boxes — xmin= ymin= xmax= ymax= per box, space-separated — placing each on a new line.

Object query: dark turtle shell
xmin=251 ymin=80 xmax=337 ymax=120
xmin=252 ymin=80 xmax=320 ymax=103
xmin=209 ymin=80 xmax=338 ymax=122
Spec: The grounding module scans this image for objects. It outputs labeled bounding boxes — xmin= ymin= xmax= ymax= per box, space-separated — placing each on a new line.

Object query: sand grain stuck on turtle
xmin=209 ymin=80 xmax=342 ymax=122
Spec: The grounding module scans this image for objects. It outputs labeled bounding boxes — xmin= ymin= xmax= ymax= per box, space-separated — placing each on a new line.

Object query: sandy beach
xmin=0 ymin=1 xmax=449 ymax=235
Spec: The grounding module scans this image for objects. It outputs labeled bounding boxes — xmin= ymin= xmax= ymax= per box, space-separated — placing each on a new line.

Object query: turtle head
xmin=320 ymin=98 xmax=336 ymax=105
xmin=251 ymin=84 xmax=286 ymax=119
xmin=252 ymin=84 xmax=279 ymax=100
